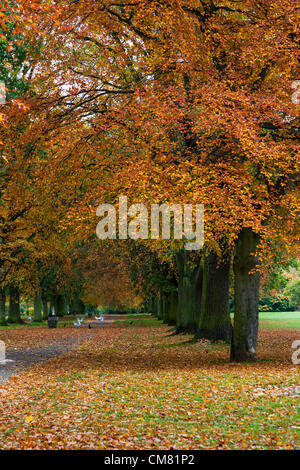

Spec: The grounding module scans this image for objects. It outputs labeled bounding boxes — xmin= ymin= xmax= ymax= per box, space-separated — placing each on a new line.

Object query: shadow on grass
xmin=152 ymin=338 xmax=198 ymax=349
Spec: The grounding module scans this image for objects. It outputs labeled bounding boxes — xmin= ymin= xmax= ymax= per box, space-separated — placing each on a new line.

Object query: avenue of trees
xmin=0 ymin=1 xmax=298 ymax=362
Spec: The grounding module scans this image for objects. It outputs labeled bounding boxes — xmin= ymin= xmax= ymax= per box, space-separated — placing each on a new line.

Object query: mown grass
xmin=118 ymin=311 xmax=300 ymax=330
xmin=1 ymin=311 xmax=299 ymax=331
xmin=258 ymin=311 xmax=300 ymax=329
xmin=0 ymin=316 xmax=84 ymax=330
xmin=114 ymin=316 xmax=162 ymax=327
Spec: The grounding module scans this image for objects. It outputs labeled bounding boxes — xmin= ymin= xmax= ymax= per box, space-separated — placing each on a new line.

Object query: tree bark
xmin=162 ymin=293 xmax=168 ymax=323
xmin=197 ymin=250 xmax=232 ymax=343
xmin=176 ymin=250 xmax=202 ymax=334
xmin=146 ymin=298 xmax=154 ymax=314
xmin=150 ymin=297 xmax=156 ymax=315
xmin=42 ymin=296 xmax=49 ymax=320
xmin=157 ymin=291 xmax=164 ymax=320
xmin=164 ymin=290 xmax=178 ymax=326
xmin=230 ymin=228 xmax=260 ymax=362
xmin=33 ymin=290 xmax=43 ymax=322
xmin=154 ymin=296 xmax=159 ymax=317
xmin=0 ymin=287 xmax=6 ymax=326
xmin=8 ymin=285 xmax=22 ymax=324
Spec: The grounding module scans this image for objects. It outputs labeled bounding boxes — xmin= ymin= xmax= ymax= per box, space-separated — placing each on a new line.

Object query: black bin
xmin=48 ymin=316 xmax=58 ymax=328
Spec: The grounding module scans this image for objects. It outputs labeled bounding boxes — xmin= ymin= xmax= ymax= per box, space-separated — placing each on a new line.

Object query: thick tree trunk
xmin=148 ymin=298 xmax=155 ymax=316
xmin=164 ymin=290 xmax=178 ymax=326
xmin=157 ymin=292 xmax=164 ymax=320
xmin=170 ymin=290 xmax=178 ymax=326
xmin=0 ymin=287 xmax=6 ymax=326
xmin=230 ymin=228 xmax=260 ymax=362
xmin=153 ymin=297 xmax=159 ymax=317
xmin=8 ymin=285 xmax=22 ymax=324
xmin=33 ymin=290 xmax=43 ymax=322
xmin=42 ymin=296 xmax=49 ymax=320
xmin=162 ymin=294 xmax=168 ymax=323
xmin=197 ymin=251 xmax=232 ymax=343
xmin=176 ymin=250 xmax=202 ymax=334
xmin=146 ymin=298 xmax=153 ymax=314
xmin=163 ymin=293 xmax=170 ymax=324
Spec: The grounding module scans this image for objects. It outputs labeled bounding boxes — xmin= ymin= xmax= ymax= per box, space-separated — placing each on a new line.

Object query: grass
xmin=119 ymin=312 xmax=300 ymax=330
xmin=1 ymin=311 xmax=299 ymax=331
xmin=0 ymin=315 xmax=86 ymax=330
xmin=228 ymin=311 xmax=300 ymax=330
xmin=258 ymin=311 xmax=300 ymax=329
xmin=0 ymin=323 xmax=299 ymax=449
xmin=125 ymin=313 xmax=152 ymax=319
xmin=114 ymin=316 xmax=162 ymax=327
xmin=0 ymin=321 xmax=46 ymax=330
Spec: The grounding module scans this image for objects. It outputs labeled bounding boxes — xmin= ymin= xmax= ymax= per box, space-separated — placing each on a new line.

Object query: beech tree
xmin=9 ymin=0 xmax=299 ymax=361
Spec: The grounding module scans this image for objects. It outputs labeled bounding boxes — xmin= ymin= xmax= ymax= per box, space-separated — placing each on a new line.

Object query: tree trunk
xmin=146 ymin=298 xmax=153 ymax=314
xmin=197 ymin=251 xmax=232 ymax=343
xmin=42 ymin=296 xmax=49 ymax=320
xmin=154 ymin=297 xmax=159 ymax=317
xmin=164 ymin=290 xmax=178 ymax=326
xmin=230 ymin=228 xmax=260 ymax=362
xmin=8 ymin=285 xmax=22 ymax=324
xmin=150 ymin=297 xmax=156 ymax=315
xmin=0 ymin=287 xmax=6 ymax=326
xmin=162 ymin=293 xmax=168 ymax=323
xmin=163 ymin=293 xmax=170 ymax=324
xmin=176 ymin=250 xmax=202 ymax=334
xmin=157 ymin=292 xmax=164 ymax=320
xmin=33 ymin=290 xmax=43 ymax=322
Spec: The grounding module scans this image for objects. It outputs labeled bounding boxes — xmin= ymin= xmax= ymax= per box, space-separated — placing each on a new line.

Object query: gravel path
xmin=0 ymin=316 xmax=121 ymax=384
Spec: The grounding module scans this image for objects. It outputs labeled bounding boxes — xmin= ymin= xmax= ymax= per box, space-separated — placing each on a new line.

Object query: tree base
xmin=196 ymin=325 xmax=232 ymax=344
xmin=176 ymin=323 xmax=197 ymax=335
xmin=230 ymin=351 xmax=257 ymax=363
xmin=7 ymin=319 xmax=24 ymax=325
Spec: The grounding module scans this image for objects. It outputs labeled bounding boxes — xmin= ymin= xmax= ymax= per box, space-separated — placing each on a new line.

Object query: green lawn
xmin=114 ymin=315 xmax=162 ymax=327
xmin=124 ymin=312 xmax=300 ymax=330
xmin=258 ymin=311 xmax=300 ymax=329
xmin=1 ymin=311 xmax=299 ymax=330
xmin=0 ymin=316 xmax=84 ymax=330
xmin=227 ymin=311 xmax=300 ymax=329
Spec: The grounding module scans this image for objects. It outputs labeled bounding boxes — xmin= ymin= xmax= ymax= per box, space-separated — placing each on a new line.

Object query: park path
xmin=0 ymin=315 xmax=123 ymax=384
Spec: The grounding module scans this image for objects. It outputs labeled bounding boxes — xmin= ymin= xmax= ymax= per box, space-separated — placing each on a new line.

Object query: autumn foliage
xmin=0 ymin=1 xmax=298 ymax=357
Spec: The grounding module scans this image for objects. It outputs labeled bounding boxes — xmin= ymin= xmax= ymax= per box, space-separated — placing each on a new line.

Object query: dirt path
xmin=0 ymin=316 xmax=124 ymax=384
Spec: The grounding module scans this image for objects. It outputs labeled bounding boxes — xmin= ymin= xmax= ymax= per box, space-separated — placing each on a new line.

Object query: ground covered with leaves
xmin=0 ymin=319 xmax=299 ymax=450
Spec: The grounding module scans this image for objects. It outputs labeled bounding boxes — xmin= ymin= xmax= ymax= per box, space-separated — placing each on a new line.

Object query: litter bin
xmin=48 ymin=316 xmax=58 ymax=328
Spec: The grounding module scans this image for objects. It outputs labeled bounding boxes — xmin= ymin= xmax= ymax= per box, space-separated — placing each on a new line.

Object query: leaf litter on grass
xmin=0 ymin=324 xmax=299 ymax=450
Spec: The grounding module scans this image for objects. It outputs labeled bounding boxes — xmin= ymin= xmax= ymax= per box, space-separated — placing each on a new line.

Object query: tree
xmin=7 ymin=284 xmax=21 ymax=323
xmin=197 ymin=248 xmax=232 ymax=343
xmin=230 ymin=228 xmax=261 ymax=361
xmin=14 ymin=0 xmax=299 ymax=361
